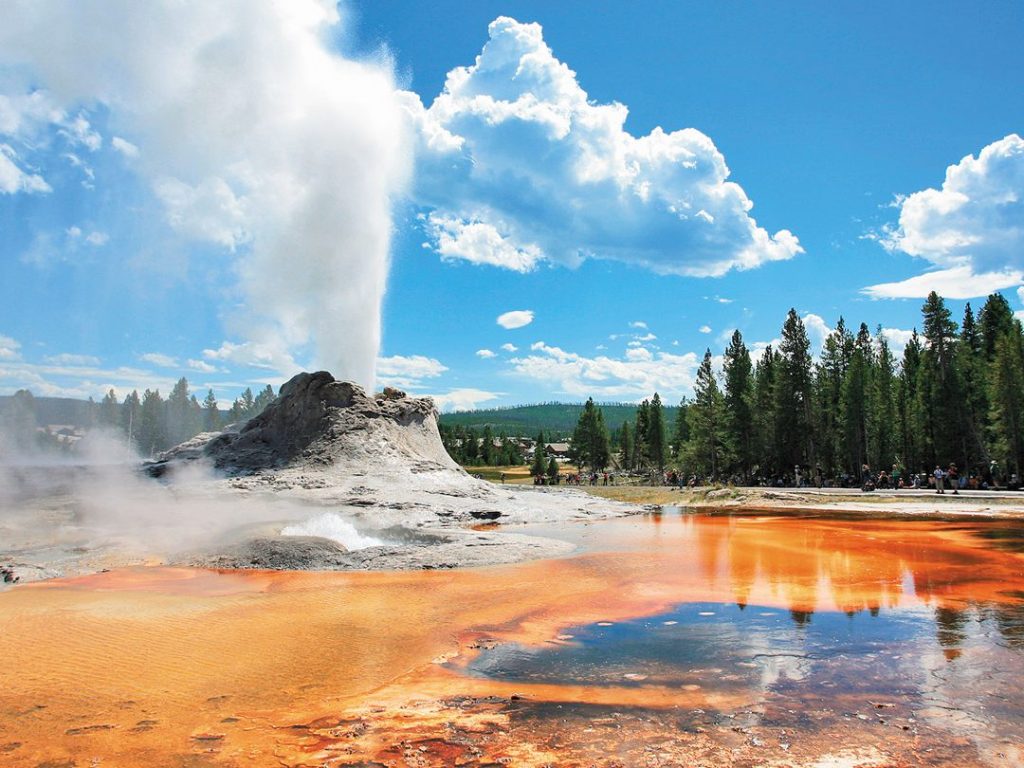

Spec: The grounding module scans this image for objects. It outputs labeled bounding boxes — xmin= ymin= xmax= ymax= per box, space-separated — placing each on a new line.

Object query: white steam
xmin=282 ymin=511 xmax=386 ymax=551
xmin=0 ymin=1 xmax=411 ymax=387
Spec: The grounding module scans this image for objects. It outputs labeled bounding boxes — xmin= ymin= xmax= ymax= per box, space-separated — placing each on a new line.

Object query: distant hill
xmin=439 ymin=402 xmax=680 ymax=438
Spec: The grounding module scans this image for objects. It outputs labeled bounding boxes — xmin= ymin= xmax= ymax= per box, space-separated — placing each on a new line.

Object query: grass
xmin=461 ymin=464 xmax=581 ymax=485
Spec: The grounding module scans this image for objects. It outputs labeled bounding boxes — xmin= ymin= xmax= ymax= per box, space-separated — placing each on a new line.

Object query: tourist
xmin=947 ymin=463 xmax=959 ymax=495
xmin=933 ymin=465 xmax=945 ymax=494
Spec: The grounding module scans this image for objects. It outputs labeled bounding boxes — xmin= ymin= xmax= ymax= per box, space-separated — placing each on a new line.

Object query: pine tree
xmin=752 ymin=346 xmax=777 ymax=480
xmin=202 ymin=389 xmax=221 ymax=432
xmin=165 ymin=377 xmax=192 ymax=447
xmin=239 ymin=387 xmax=256 ymax=419
xmin=957 ymin=304 xmax=988 ymax=469
xmin=646 ymin=393 xmax=667 ymax=472
xmin=570 ymin=398 xmax=610 ymax=472
xmin=839 ymin=324 xmax=872 ymax=477
xmin=547 ymin=456 xmax=560 ymax=483
xmin=137 ymin=389 xmax=167 ymax=457
xmin=531 ymin=431 xmax=547 ymax=477
xmin=634 ymin=401 xmax=650 ymax=469
xmin=620 ymin=420 xmax=633 ymax=471
xmin=722 ymin=330 xmax=753 ymax=480
xmin=867 ymin=327 xmax=897 ymax=473
xmin=481 ymin=425 xmax=495 ymax=466
xmin=687 ymin=349 xmax=727 ymax=479
xmin=896 ymin=331 xmax=925 ymax=473
xmin=122 ymin=390 xmax=141 ymax=450
xmin=979 ymin=293 xmax=1015 ymax=363
xmin=253 ymin=384 xmax=275 ymax=415
xmin=463 ymin=426 xmax=479 ymax=465
xmin=775 ymin=310 xmax=815 ymax=474
xmin=814 ymin=319 xmax=850 ymax=478
xmin=671 ymin=400 xmax=689 ymax=460
xmin=99 ymin=389 xmax=120 ymax=430
xmin=919 ymin=291 xmax=961 ymax=465
xmin=990 ymin=323 xmax=1024 ymax=477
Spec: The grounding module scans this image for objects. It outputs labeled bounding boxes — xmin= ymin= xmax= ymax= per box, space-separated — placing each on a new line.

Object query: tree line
xmin=563 ymin=290 xmax=1024 ymax=485
xmin=679 ymin=291 xmax=1024 ymax=485
xmin=438 ymin=423 xmax=526 ymax=467
xmin=96 ymin=379 xmax=275 ymax=456
xmin=1 ymin=379 xmax=276 ymax=458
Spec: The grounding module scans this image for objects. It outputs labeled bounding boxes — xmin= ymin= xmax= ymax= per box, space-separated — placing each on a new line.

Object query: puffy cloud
xmin=187 ymin=358 xmax=218 ymax=374
xmin=202 ymin=339 xmax=297 ymax=372
xmin=0 ymin=143 xmax=50 ymax=193
xmin=750 ymin=312 xmax=832 ymax=360
xmin=863 ymin=265 xmax=1022 ymax=300
xmin=699 ymin=325 xmax=712 ymax=334
xmin=65 ymin=226 xmax=108 ymax=246
xmin=867 ymin=134 xmax=1024 ymax=299
xmin=476 ymin=348 xmax=496 ymax=359
xmin=0 ymin=334 xmax=22 ymax=361
xmin=405 ymin=17 xmax=801 ymax=277
xmin=497 ymin=309 xmax=534 ymax=329
xmin=57 ymin=112 xmax=101 ymax=151
xmin=111 ymin=136 xmax=139 ymax=158
xmin=429 ymin=387 xmax=502 ymax=412
xmin=877 ymin=327 xmax=915 ymax=358
xmin=428 ymin=215 xmax=541 ymax=271
xmin=500 ymin=343 xmax=518 ymax=352
xmin=375 ymin=353 xmax=448 ymax=391
xmin=511 ymin=341 xmax=698 ymax=399
xmin=629 ymin=321 xmax=648 ymax=329
xmin=0 ymin=1 xmax=412 ymax=388
xmin=139 ymin=352 xmax=177 ymax=368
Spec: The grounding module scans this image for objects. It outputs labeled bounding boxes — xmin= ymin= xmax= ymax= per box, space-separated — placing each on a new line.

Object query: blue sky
xmin=1 ymin=1 xmax=1022 ymax=410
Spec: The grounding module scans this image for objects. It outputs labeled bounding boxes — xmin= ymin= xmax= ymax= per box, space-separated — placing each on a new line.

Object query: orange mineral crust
xmin=1 ymin=512 xmax=1023 ymax=766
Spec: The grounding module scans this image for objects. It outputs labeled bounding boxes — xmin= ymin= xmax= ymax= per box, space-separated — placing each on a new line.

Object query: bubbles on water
xmin=281 ymin=512 xmax=386 ymax=551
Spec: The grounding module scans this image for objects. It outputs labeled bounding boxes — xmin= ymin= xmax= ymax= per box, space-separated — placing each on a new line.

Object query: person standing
xmin=947 ymin=463 xmax=959 ymax=495
xmin=934 ymin=465 xmax=945 ymax=494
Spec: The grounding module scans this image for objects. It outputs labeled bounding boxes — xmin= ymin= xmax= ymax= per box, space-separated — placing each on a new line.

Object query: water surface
xmin=2 ymin=509 xmax=1023 ymax=766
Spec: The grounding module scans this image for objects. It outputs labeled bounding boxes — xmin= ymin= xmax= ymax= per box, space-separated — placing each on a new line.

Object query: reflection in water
xmin=0 ymin=510 xmax=1023 ymax=766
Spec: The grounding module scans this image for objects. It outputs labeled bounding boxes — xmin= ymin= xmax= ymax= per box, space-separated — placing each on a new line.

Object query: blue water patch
xmin=465 ymin=601 xmax=934 ymax=692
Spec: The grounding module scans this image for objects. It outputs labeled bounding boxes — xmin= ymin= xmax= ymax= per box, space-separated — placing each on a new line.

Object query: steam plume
xmin=0 ymin=1 xmax=411 ymax=386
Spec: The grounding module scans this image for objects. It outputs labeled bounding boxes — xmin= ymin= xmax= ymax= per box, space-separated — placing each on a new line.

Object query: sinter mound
xmin=149 ymin=371 xmax=637 ymax=537
xmin=150 ymin=371 xmax=456 ymax=477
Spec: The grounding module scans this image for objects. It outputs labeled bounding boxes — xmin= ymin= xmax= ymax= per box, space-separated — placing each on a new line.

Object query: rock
xmin=200 ymin=536 xmax=349 ymax=570
xmin=147 ymin=371 xmax=454 ymax=477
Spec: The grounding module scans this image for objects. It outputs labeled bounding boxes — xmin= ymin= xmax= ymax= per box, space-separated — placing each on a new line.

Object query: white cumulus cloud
xmin=375 ymin=354 xmax=448 ymax=391
xmin=476 ymin=348 xmax=496 ymax=359
xmin=512 ymin=341 xmax=698 ymax=400
xmin=497 ymin=309 xmax=534 ymax=329
xmin=699 ymin=325 xmax=712 ymax=334
xmin=429 ymin=387 xmax=502 ymax=412
xmin=500 ymin=343 xmax=518 ymax=352
xmin=404 ymin=16 xmax=802 ymax=277
xmin=865 ymin=134 xmax=1024 ymax=299
xmin=0 ymin=334 xmax=22 ymax=361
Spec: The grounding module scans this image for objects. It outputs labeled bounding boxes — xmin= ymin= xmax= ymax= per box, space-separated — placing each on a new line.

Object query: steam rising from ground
xmin=282 ymin=512 xmax=386 ymax=550
xmin=0 ymin=430 xmax=384 ymax=577
xmin=0 ymin=1 xmax=411 ymax=386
